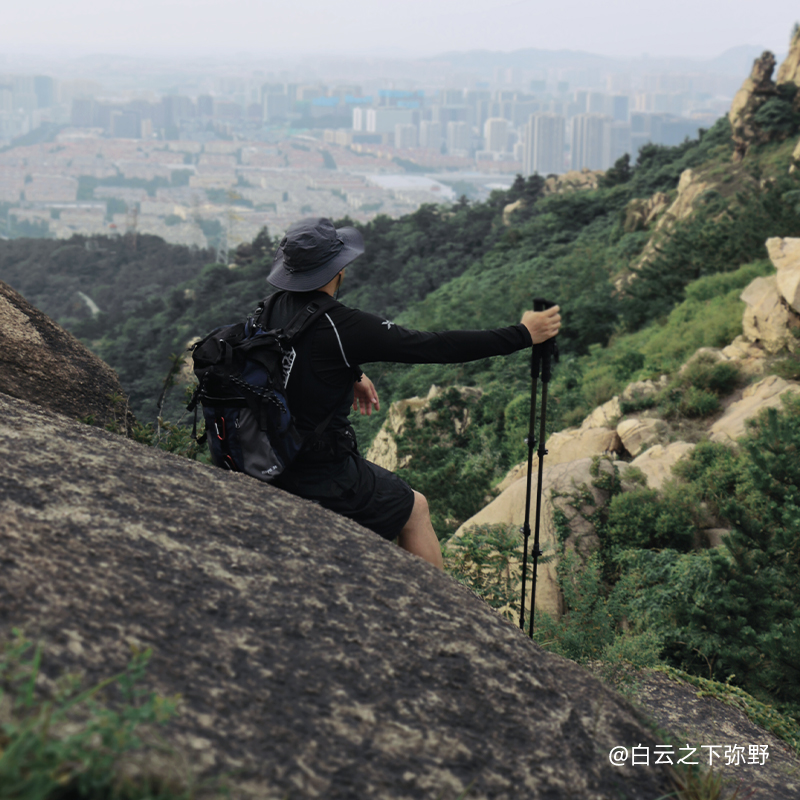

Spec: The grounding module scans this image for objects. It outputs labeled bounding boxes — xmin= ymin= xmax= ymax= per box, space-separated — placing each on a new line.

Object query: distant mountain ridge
xmin=429 ymin=44 xmax=778 ymax=77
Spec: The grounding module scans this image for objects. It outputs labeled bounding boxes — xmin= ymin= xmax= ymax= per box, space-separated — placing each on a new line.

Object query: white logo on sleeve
xmin=382 ymin=320 xmax=395 ymax=330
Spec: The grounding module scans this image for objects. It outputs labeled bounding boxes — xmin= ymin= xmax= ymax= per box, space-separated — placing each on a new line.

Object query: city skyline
xmin=1 ymin=0 xmax=797 ymax=62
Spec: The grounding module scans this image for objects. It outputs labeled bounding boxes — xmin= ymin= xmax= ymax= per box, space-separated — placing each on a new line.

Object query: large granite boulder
xmin=0 ymin=279 xmax=134 ymax=433
xmin=0 ymin=392 xmax=674 ymax=800
xmin=720 ymin=335 xmax=767 ymax=377
xmin=494 ymin=426 xmax=621 ymax=493
xmin=454 ymin=458 xmax=622 ymax=620
xmin=616 ymin=417 xmax=667 ymax=457
xmin=766 ymin=236 xmax=800 ymax=312
xmin=740 ymin=275 xmax=797 ymax=353
xmin=629 ymin=442 xmax=695 ymax=491
xmin=580 ymin=396 xmax=622 ymax=430
xmin=709 ymin=375 xmax=800 ymax=444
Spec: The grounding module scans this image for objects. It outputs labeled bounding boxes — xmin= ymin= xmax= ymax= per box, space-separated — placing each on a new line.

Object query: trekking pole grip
xmin=532 ymin=298 xmax=558 ymax=383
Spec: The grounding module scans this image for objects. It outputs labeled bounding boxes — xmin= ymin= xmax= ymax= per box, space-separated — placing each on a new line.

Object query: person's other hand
xmin=521 ymin=305 xmax=561 ymax=344
xmin=353 ymin=374 xmax=380 ymax=415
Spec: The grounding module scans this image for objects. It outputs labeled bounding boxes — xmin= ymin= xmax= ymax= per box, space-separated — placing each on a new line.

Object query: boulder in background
xmin=0 ymin=280 xmax=134 ymax=433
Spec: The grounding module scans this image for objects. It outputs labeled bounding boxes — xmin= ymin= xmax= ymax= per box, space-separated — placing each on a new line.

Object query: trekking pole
xmin=519 ymin=299 xmax=558 ymax=638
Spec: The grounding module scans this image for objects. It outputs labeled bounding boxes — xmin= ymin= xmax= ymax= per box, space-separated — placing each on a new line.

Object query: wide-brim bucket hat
xmin=267 ymin=217 xmax=365 ymax=291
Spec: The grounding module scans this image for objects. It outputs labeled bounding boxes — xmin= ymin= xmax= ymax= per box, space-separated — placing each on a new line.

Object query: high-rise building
xmin=162 ymin=96 xmax=194 ymax=127
xmin=11 ymin=76 xmax=37 ymax=114
xmin=587 ymin=92 xmax=607 ymax=114
xmin=571 ymin=114 xmax=609 ymax=171
xmin=34 ymin=76 xmax=55 ymax=108
xmin=419 ymin=120 xmax=442 ymax=149
xmin=523 ymin=113 xmax=565 ymax=175
xmin=611 ymin=95 xmax=629 ymax=122
xmin=0 ymin=89 xmax=13 ymax=114
xmin=71 ymin=98 xmax=94 ymax=127
xmin=395 ymin=123 xmax=418 ymax=149
xmin=111 ymin=110 xmax=141 ymax=139
xmin=446 ymin=120 xmax=470 ymax=155
xmin=263 ymin=93 xmax=289 ymax=122
xmin=442 ymin=88 xmax=464 ymax=105
xmin=366 ymin=108 xmax=418 ymax=133
xmin=197 ymin=95 xmax=215 ymax=117
xmin=484 ymin=117 xmax=509 ymax=153
xmin=602 ymin=121 xmax=632 ymax=168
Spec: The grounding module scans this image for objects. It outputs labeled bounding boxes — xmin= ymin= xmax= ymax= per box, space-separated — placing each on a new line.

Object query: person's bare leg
xmin=397 ymin=491 xmax=443 ymax=570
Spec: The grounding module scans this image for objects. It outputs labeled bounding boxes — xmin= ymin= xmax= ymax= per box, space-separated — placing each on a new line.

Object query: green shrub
xmin=619 ymin=394 xmax=656 ymax=415
xmin=679 ymin=385 xmax=720 ymax=417
xmin=753 ymin=90 xmax=800 ymax=138
xmin=655 ymin=356 xmax=739 ymax=419
xmin=534 ymin=552 xmax=614 ymax=663
xmin=653 ymin=402 xmax=800 ymax=714
xmin=443 ymin=524 xmax=525 ymax=620
xmin=606 ymin=486 xmax=696 ymax=552
xmin=0 ymin=631 xmax=192 ymax=799
xmin=681 ymin=358 xmax=739 ymax=396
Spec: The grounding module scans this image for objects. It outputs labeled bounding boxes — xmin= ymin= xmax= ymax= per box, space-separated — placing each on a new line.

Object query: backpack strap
xmin=253 ymin=291 xmax=339 ymax=343
xmin=282 ymin=295 xmax=340 ymax=342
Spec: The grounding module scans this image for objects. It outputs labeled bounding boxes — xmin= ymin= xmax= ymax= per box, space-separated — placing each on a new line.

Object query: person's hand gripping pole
xmin=519 ymin=300 xmax=560 ymax=637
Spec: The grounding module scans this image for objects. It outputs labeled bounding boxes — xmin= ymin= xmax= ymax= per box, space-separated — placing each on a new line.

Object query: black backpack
xmin=187 ymin=293 xmax=338 ymax=482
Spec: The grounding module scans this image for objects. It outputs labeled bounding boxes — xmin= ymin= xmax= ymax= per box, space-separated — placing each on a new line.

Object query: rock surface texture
xmin=635 ymin=671 xmax=800 ymax=800
xmin=0 ymin=392 xmax=673 ymax=800
xmin=766 ymin=236 xmax=800 ymax=313
xmin=616 ymin=417 xmax=666 ymax=457
xmin=775 ymin=28 xmax=800 ymax=87
xmin=740 ymin=275 xmax=797 ymax=354
xmin=709 ymin=375 xmax=800 ymax=444
xmin=728 ymin=51 xmax=778 ymax=160
xmin=0 ymin=279 xmax=134 ymax=432
xmin=629 ymin=443 xmax=695 ymax=491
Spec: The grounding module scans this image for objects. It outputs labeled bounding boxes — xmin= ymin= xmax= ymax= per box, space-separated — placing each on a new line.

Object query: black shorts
xmin=274 ymin=455 xmax=415 ymax=541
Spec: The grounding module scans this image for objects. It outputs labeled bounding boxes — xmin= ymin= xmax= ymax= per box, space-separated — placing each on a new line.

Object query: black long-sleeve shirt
xmin=268 ymin=291 xmax=532 ymax=444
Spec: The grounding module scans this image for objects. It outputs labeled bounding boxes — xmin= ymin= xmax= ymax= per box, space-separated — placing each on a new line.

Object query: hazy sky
xmin=2 ymin=0 xmax=797 ymax=61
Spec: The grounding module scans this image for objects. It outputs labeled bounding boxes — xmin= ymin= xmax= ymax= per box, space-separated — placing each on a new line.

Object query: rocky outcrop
xmin=720 ymin=335 xmax=767 ymax=376
xmin=616 ymin=417 xmax=667 ymax=457
xmin=502 ymin=198 xmax=525 ymax=224
xmin=455 ymin=458 xmax=622 ymax=618
xmin=766 ymin=236 xmax=800 ymax=312
xmin=621 ymin=170 xmax=717 ymax=283
xmin=729 ymin=51 xmax=778 ymax=160
xmin=629 ymin=442 xmax=695 ymax=490
xmin=776 ymin=27 xmax=800 ymax=87
xmin=366 ymin=385 xmax=481 ymax=471
xmin=790 ymin=137 xmax=800 ymax=172
xmin=635 ymin=670 xmax=800 ymax=800
xmin=656 ymin=169 xmax=712 ymax=231
xmin=621 ymin=376 xmax=668 ymax=403
xmin=623 ymin=192 xmax=670 ymax=232
xmin=0 ymin=280 xmax=134 ymax=433
xmin=709 ymin=375 xmax=800 ymax=445
xmin=740 ymin=275 xmax=798 ymax=353
xmin=0 ymin=391 xmax=674 ymax=800
xmin=543 ymin=168 xmax=602 ymax=195
xmin=580 ymin=395 xmax=622 ymax=429
xmin=495 ymin=426 xmax=621 ymax=493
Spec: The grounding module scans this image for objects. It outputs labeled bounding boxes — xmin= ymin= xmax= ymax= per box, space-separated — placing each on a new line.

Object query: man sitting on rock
xmin=265 ymin=217 xmax=561 ymax=570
